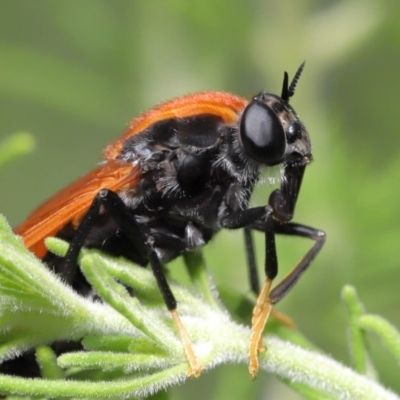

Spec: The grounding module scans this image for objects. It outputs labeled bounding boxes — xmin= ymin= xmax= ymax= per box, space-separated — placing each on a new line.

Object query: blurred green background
xmin=1 ymin=0 xmax=400 ymax=398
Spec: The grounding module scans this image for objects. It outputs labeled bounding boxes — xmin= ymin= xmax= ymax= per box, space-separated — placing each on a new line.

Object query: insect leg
xmin=59 ymin=194 xmax=102 ymax=284
xmin=148 ymin=241 xmax=204 ymax=377
xmin=269 ymin=222 xmax=326 ymax=304
xmin=248 ymin=219 xmax=325 ymax=378
xmin=221 ymin=205 xmax=281 ymax=377
xmin=220 ymin=206 xmax=266 ymax=229
xmin=243 ymin=227 xmax=294 ymax=328
xmin=246 ymin=162 xmax=318 ymax=377
xmin=244 ymin=228 xmax=260 ymax=295
xmin=249 ymin=220 xmax=326 ymax=303
xmin=248 ymin=207 xmax=276 ymax=378
xmin=220 ymin=205 xmax=272 ymax=300
xmin=59 ymin=189 xmax=148 ymax=284
xmin=63 ymin=189 xmax=203 ymax=377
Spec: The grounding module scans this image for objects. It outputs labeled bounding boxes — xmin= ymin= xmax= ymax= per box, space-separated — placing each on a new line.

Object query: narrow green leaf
xmin=82 ymin=335 xmax=136 ymax=352
xmin=35 ymin=345 xmax=65 ymax=380
xmin=341 ymin=285 xmax=377 ymax=378
xmin=80 ymin=253 xmax=183 ymax=354
xmin=358 ymin=314 xmax=400 ymax=365
xmin=58 ymin=351 xmax=172 ymax=373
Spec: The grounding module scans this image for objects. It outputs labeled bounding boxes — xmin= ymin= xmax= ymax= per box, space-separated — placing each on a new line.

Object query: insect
xmin=14 ymin=62 xmax=325 ymax=378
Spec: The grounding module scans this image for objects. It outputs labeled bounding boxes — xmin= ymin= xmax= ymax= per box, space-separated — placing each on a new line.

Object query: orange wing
xmin=15 ymin=160 xmax=140 ymax=258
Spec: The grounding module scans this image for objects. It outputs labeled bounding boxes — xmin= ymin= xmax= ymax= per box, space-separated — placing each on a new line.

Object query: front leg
xmin=221 ymin=204 xmax=281 ymax=378
xmin=244 ymin=228 xmax=260 ymax=295
xmin=247 ymin=219 xmax=326 ymax=377
xmin=262 ymin=221 xmax=326 ymax=305
xmin=223 ymin=162 xmax=325 ymax=378
xmin=249 ymin=163 xmax=324 ymax=378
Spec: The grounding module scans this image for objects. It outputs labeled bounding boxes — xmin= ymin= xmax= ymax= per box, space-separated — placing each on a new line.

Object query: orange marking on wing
xmin=15 ymin=161 xmax=140 ymax=258
xmin=105 ymin=92 xmax=248 ymax=160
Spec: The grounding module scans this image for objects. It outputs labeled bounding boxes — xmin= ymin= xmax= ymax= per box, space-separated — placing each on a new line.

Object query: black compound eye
xmin=239 ymin=100 xmax=286 ymax=166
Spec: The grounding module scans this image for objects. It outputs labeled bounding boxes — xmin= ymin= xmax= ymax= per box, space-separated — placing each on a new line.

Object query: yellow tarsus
xmin=170 ymin=309 xmax=204 ymax=377
xmin=248 ymin=278 xmax=273 ymax=379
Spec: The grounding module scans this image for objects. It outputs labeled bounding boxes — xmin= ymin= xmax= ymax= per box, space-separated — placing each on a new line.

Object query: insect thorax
xmin=117 ymin=113 xmax=260 ymax=262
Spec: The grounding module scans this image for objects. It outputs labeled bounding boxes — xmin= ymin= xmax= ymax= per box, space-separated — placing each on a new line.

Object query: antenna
xmin=281 ymin=61 xmax=305 ymax=102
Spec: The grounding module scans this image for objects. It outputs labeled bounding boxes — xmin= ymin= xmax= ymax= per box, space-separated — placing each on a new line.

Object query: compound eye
xmin=239 ymin=100 xmax=286 ymax=166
